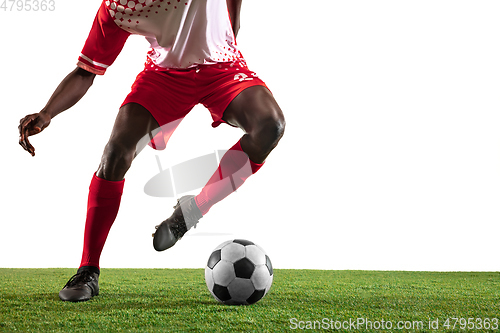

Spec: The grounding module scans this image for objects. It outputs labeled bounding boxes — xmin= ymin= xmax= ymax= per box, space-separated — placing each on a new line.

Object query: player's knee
xmin=256 ymin=115 xmax=285 ymax=150
xmin=245 ymin=115 xmax=285 ymax=164
xmin=98 ymin=142 xmax=135 ymax=181
xmin=271 ymin=115 xmax=286 ymax=144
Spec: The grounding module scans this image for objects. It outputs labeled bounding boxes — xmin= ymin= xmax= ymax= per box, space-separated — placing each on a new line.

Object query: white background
xmin=1 ymin=0 xmax=499 ymax=271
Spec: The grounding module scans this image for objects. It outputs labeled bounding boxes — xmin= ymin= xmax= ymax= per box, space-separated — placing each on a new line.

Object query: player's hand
xmin=18 ymin=112 xmax=51 ymax=156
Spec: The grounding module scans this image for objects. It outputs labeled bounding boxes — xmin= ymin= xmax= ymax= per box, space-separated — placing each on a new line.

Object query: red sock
xmin=195 ymin=140 xmax=263 ymax=215
xmin=80 ymin=173 xmax=124 ymax=270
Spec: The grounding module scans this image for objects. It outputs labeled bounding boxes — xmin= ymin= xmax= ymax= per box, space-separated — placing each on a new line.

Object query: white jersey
xmin=78 ymin=0 xmax=244 ymax=74
xmin=109 ymin=0 xmax=241 ymax=68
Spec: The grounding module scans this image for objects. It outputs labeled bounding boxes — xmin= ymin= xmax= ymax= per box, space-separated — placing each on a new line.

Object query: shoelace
xmin=154 ymin=199 xmax=200 ymax=232
xmin=170 ymin=216 xmax=188 ymax=238
xmin=176 ymin=198 xmax=201 ymax=230
xmin=64 ymin=271 xmax=96 ymax=288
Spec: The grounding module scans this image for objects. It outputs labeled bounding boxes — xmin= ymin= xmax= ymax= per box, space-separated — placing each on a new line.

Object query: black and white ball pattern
xmin=205 ymin=239 xmax=273 ymax=305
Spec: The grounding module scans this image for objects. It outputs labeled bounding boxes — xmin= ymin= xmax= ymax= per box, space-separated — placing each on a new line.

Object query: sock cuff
xmin=90 ymin=173 xmax=125 ymax=198
xmin=249 ymin=160 xmax=264 ymax=174
xmin=78 ymin=265 xmax=100 ymax=275
xmin=233 ymin=139 xmax=264 ymax=174
xmin=194 ymin=195 xmax=210 ymax=216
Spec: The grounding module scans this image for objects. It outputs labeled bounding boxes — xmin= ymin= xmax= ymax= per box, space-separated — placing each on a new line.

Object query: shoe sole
xmin=58 ymin=289 xmax=99 ymax=302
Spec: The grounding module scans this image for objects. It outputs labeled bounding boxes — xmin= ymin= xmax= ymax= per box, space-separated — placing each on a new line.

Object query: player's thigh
xmin=222 ymin=85 xmax=285 ymax=135
xmin=107 ymin=102 xmax=160 ymax=154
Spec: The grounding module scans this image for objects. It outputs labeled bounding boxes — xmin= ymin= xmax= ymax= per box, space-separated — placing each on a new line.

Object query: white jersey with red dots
xmin=77 ymin=0 xmax=244 ymax=75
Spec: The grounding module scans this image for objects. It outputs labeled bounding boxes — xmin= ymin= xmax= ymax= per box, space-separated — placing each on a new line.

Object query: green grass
xmin=0 ymin=269 xmax=499 ymax=332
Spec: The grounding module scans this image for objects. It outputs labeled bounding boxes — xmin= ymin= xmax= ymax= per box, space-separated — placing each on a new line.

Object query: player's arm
xmin=226 ymin=0 xmax=242 ymax=37
xmin=18 ymin=67 xmax=96 ymax=156
xmin=40 ymin=66 xmax=96 ymax=119
xmin=19 ymin=2 xmax=129 ymax=157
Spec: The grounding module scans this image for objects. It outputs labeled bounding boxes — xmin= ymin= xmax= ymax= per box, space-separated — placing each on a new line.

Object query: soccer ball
xmin=205 ymin=239 xmax=273 ymax=305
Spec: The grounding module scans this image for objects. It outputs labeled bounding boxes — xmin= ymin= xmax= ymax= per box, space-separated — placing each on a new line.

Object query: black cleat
xmin=59 ymin=267 xmax=99 ymax=302
xmin=153 ymin=195 xmax=203 ymax=251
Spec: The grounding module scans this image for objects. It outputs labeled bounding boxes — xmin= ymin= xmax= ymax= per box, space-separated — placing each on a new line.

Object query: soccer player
xmin=18 ymin=0 xmax=285 ymax=302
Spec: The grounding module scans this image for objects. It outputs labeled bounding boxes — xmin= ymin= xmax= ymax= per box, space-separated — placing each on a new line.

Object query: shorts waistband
xmin=146 ymin=60 xmax=248 ymax=73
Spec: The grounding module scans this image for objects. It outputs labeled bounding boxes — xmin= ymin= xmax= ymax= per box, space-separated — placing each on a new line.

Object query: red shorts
xmin=121 ymin=61 xmax=268 ymax=150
